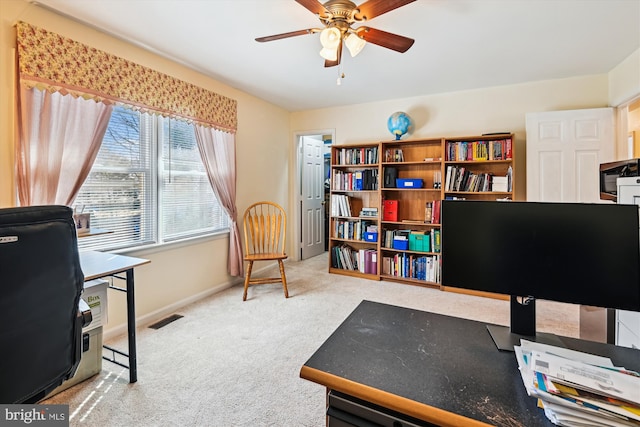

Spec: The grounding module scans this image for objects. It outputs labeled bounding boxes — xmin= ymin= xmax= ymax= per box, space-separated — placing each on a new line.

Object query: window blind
xmin=159 ymin=118 xmax=227 ymax=241
xmin=76 ymin=107 xmax=155 ymax=251
xmin=76 ymin=106 xmax=228 ymax=252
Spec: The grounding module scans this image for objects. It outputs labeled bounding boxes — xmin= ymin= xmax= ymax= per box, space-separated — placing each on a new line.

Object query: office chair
xmin=0 ymin=205 xmax=91 ymax=404
xmin=242 ymin=201 xmax=289 ymax=301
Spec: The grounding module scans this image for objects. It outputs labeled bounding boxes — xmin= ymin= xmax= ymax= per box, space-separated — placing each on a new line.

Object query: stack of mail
xmin=515 ymin=340 xmax=640 ymax=427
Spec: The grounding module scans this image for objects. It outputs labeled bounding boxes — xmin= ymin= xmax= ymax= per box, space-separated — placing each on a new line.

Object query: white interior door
xmin=300 ymin=135 xmax=325 ymax=259
xmin=526 ymin=108 xmax=616 ymax=344
xmin=526 ymin=108 xmax=615 ymax=202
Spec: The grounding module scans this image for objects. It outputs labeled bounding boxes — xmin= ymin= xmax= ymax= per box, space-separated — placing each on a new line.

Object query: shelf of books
xmin=443 ymin=134 xmax=515 ymax=201
xmin=379 ymin=226 xmax=441 ymax=288
xmin=378 ymin=138 xmax=443 ymax=288
xmin=328 ymin=143 xmax=381 ymax=279
xmin=328 ymin=134 xmax=516 ymax=290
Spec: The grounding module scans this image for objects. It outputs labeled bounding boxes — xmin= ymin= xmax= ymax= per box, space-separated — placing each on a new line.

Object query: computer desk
xmin=80 ymin=250 xmax=150 ymax=383
xmin=300 ymin=300 xmax=640 ymax=426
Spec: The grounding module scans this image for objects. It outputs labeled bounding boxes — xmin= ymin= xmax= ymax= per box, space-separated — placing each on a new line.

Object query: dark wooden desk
xmin=80 ymin=251 xmax=150 ymax=383
xmin=300 ymin=300 xmax=640 ymax=427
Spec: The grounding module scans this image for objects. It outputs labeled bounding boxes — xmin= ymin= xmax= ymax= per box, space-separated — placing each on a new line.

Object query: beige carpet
xmin=42 ymin=252 xmax=579 ymax=426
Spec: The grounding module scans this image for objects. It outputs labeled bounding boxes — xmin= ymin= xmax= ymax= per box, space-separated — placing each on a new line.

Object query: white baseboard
xmin=102 ymin=264 xmax=277 ymax=341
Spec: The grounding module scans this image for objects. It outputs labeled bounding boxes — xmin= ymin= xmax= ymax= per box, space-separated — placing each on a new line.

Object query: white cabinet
xmin=617 ymin=310 xmax=640 ymax=349
xmin=616 ymin=177 xmax=640 ymax=349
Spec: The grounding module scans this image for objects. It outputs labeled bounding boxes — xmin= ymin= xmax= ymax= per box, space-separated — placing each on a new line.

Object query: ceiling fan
xmin=256 ymin=0 xmax=416 ymax=68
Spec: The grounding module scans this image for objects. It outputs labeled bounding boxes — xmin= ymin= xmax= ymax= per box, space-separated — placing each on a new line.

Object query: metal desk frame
xmin=80 ymin=251 xmax=150 ymax=383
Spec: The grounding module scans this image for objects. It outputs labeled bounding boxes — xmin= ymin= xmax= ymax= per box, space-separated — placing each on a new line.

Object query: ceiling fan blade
xmin=354 ymin=0 xmax=417 ymax=21
xmin=324 ymin=39 xmax=343 ymax=68
xmin=295 ymin=0 xmax=329 ymax=16
xmin=356 ymin=27 xmax=414 ymax=53
xmin=255 ymin=29 xmax=316 ymax=42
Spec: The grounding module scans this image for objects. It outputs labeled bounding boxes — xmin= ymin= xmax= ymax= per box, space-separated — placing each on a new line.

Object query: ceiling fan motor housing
xmin=320 ymin=0 xmax=361 ymax=24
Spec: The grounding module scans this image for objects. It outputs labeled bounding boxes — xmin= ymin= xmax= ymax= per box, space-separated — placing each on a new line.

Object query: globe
xmin=387 ymin=112 xmax=413 ymax=140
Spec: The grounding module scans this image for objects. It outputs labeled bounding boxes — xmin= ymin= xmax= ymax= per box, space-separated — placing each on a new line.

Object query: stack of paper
xmin=492 ymin=176 xmax=509 ymax=192
xmin=515 ymin=340 xmax=640 ymax=427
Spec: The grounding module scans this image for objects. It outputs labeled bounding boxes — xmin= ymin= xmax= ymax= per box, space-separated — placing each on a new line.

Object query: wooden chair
xmin=242 ymin=201 xmax=289 ymax=301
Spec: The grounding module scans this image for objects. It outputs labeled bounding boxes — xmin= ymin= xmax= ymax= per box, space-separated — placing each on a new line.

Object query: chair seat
xmin=244 ymin=253 xmax=287 ymax=262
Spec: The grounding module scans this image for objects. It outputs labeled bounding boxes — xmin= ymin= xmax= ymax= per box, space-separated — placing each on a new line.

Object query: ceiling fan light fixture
xmin=345 ymin=33 xmax=366 ymax=57
xmin=256 ymin=0 xmax=416 ymax=70
xmin=319 ymin=27 xmax=341 ymax=49
xmin=319 ymin=47 xmax=338 ymax=61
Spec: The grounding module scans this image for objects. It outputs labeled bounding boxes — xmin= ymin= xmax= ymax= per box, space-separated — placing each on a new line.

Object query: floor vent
xmin=149 ymin=314 xmax=184 ymax=330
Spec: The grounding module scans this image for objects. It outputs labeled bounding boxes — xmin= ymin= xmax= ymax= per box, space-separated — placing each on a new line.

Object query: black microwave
xmin=600 ymin=158 xmax=640 ymax=201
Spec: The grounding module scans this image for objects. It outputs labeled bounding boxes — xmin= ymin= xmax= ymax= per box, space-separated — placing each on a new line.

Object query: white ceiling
xmin=35 ymin=0 xmax=640 ymax=112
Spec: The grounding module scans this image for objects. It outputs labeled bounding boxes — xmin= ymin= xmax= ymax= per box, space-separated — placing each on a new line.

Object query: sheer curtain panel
xmin=194 ymin=125 xmax=243 ymax=276
xmin=16 ymin=87 xmax=113 ymax=206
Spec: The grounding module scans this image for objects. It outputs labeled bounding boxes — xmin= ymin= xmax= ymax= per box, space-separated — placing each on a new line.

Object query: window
xmin=75 ymin=106 xmax=229 ymax=251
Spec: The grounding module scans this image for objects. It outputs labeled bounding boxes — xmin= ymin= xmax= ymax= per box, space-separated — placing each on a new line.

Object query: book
xmin=359 ymin=249 xmax=366 ymax=274
xmin=490 ymin=140 xmax=504 ymax=160
xmin=365 ymin=249 xmax=377 ymax=275
xmin=331 ymin=194 xmax=351 ymax=217
xmin=505 ymin=138 xmax=513 ymax=159
xmin=454 ymin=167 xmax=466 ymax=191
xmin=354 ymin=171 xmax=363 ymax=191
xmin=431 ymin=200 xmax=441 ymax=224
xmin=382 ymin=256 xmax=391 ymax=275
xmin=359 ymin=207 xmax=378 ymax=217
xmin=444 ymin=165 xmax=453 ymax=191
xmin=433 ymin=170 xmax=442 ymax=189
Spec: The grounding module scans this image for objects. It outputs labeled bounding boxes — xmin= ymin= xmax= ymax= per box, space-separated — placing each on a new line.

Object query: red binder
xmin=382 ymin=200 xmax=398 ymax=222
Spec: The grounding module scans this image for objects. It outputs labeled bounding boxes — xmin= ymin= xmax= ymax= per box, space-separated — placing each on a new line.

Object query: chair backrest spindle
xmin=243 ymin=202 xmax=286 ymax=256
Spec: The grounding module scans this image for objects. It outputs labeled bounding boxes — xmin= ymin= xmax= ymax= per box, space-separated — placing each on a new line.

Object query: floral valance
xmin=16 ymin=21 xmax=237 ymax=132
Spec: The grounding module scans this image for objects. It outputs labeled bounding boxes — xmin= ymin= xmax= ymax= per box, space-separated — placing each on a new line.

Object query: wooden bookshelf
xmin=328 ymin=143 xmax=381 ymax=279
xmin=328 ymin=133 xmax=516 ymax=290
xmin=379 ymin=138 xmax=443 ymax=288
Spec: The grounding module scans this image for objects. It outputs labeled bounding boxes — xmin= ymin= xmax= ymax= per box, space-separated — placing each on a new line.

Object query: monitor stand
xmin=487 ymin=296 xmax=566 ymax=351
xmin=486 ymin=324 xmax=566 ymax=351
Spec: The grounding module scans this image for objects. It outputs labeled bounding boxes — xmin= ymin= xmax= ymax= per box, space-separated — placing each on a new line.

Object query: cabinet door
xmin=526 ymin=108 xmax=614 ymax=202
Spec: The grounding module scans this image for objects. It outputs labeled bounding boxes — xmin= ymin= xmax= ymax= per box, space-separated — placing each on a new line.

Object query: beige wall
xmin=609 ymin=48 xmax=640 ymax=158
xmin=0 ymin=0 xmax=291 ymax=336
xmin=289 ymin=46 xmax=640 ymax=199
xmin=290 ymin=74 xmax=611 ymax=203
xmin=609 ymin=48 xmax=640 ymax=107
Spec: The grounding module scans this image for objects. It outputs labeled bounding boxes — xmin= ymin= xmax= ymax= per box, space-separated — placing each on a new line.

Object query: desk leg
xmin=126 ymin=268 xmax=137 ymax=383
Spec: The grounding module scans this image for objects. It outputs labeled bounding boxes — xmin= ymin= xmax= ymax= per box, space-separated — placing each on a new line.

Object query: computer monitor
xmin=440 ymin=200 xmax=640 ymax=351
